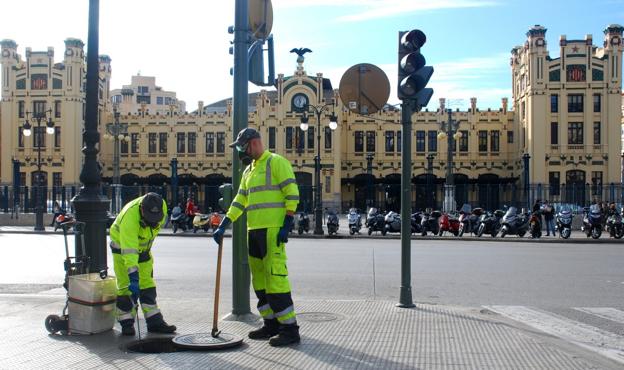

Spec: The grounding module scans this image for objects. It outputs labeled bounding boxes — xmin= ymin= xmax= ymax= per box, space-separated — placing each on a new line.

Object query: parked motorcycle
xmin=348 ymin=208 xmax=362 ymax=235
xmin=529 ymin=210 xmax=542 ymax=238
xmin=297 ymin=212 xmax=310 ymax=235
xmin=476 ymin=209 xmax=504 ymax=237
xmin=170 ymin=206 xmax=188 ymax=234
xmin=327 ymin=211 xmax=339 ymax=235
xmin=556 ymin=206 xmax=573 ymax=239
xmin=420 ymin=209 xmax=441 ymax=236
xmin=500 ymin=206 xmax=529 ymax=238
xmin=581 ymin=204 xmax=603 ymax=239
xmin=438 ymin=212 xmax=460 ymax=236
xmin=193 ymin=213 xmax=211 ymax=233
xmin=458 ymin=205 xmax=483 ymax=237
xmin=607 ymin=209 xmax=624 ymax=239
xmin=366 ymin=208 xmax=386 ymax=235
xmin=410 ymin=212 xmax=423 ymax=234
xmin=53 ymin=213 xmax=75 ymax=232
xmin=383 ymin=211 xmax=401 ymax=236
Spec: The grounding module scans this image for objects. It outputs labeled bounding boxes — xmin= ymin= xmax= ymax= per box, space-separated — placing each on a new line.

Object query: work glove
xmin=277 ymin=215 xmax=294 ymax=244
xmin=213 ymin=217 xmax=232 ymax=245
xmin=128 ymin=271 xmax=140 ymax=303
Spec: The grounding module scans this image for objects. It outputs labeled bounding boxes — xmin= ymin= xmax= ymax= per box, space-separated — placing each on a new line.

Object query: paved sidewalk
xmin=0 ymin=293 xmax=616 ymax=370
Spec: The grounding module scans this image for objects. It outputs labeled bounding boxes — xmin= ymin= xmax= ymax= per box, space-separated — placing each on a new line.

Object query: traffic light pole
xmin=398 ymin=101 xmax=415 ymax=308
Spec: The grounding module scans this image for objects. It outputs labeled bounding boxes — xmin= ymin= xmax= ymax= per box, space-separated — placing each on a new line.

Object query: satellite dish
xmin=338 ymin=63 xmax=390 ymax=115
xmin=249 ymin=0 xmax=273 ymax=40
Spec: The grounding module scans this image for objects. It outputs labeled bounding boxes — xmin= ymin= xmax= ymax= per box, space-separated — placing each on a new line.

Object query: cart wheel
xmin=45 ymin=314 xmax=67 ymax=334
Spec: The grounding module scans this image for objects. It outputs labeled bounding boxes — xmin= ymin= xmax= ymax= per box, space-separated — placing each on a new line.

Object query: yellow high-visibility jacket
xmin=109 ymin=195 xmax=167 ymax=274
xmin=226 ymin=150 xmax=299 ymax=229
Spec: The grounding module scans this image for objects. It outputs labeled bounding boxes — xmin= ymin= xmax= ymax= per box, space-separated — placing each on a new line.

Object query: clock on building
xmin=292 ymin=93 xmax=308 ymax=112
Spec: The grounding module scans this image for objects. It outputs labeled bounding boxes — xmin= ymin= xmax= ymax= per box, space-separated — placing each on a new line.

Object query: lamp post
xmin=523 ymin=153 xmax=530 ymax=211
xmin=299 ymin=103 xmax=338 ymax=235
xmin=22 ymin=109 xmax=55 ymax=231
xmin=366 ymin=153 xmax=374 ymax=209
xmin=426 ymin=154 xmax=434 ymax=209
xmin=437 ymin=109 xmax=461 ymax=213
xmin=103 ymin=105 xmax=128 ymax=214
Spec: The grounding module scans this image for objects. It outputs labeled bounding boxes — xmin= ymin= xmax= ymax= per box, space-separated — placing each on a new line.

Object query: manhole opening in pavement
xmin=297 ymin=312 xmax=345 ymax=323
xmin=122 ymin=337 xmax=185 ymax=353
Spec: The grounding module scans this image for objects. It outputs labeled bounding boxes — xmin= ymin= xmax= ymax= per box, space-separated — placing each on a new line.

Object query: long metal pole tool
xmin=211 ymin=240 xmax=224 ymax=338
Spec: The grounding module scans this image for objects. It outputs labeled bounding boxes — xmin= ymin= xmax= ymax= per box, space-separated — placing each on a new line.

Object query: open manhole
xmin=121 ymin=333 xmax=244 ymax=353
xmin=122 ymin=337 xmax=184 ymax=353
xmin=297 ymin=312 xmax=346 ymax=323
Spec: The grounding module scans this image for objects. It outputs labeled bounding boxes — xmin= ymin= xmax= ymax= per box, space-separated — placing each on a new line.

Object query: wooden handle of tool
xmin=212 ymin=239 xmax=223 ymax=334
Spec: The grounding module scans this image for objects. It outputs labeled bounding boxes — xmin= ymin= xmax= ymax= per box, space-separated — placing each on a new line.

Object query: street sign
xmin=338 ymin=63 xmax=390 ymax=115
xmin=249 ymin=0 xmax=273 ymax=40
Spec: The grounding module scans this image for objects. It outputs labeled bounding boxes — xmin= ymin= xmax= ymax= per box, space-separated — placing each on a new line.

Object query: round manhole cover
xmin=172 ymin=332 xmax=244 ymax=350
xmin=298 ymin=312 xmax=345 ymax=323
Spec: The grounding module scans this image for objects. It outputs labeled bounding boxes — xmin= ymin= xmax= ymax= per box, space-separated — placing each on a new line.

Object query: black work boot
xmin=147 ymin=321 xmax=177 ymax=334
xmin=248 ymin=319 xmax=279 ymax=340
xmin=269 ymin=324 xmax=300 ymax=347
xmin=121 ymin=324 xmax=136 ymax=336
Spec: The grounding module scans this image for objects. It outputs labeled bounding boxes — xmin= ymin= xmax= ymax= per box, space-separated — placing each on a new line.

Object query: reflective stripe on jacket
xmin=226 ymin=150 xmax=299 ymax=230
xmin=109 ymin=195 xmax=167 ymax=274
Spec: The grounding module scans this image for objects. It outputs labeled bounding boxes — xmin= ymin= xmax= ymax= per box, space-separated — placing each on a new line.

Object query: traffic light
xmin=218 ymin=184 xmax=233 ymax=211
xmin=398 ymin=29 xmax=434 ymax=108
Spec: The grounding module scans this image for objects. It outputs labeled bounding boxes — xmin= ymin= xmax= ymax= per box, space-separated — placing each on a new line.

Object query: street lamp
xmin=437 ymin=109 xmax=461 ymax=213
xmin=22 ymin=109 xmax=55 ymax=231
xmin=299 ymin=103 xmax=338 ymax=235
xmin=366 ymin=153 xmax=374 ymax=209
xmin=103 ymin=105 xmax=129 ymax=214
xmin=523 ymin=153 xmax=530 ymax=211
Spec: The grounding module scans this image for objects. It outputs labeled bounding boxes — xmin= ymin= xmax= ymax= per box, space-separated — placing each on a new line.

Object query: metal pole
xmin=398 ymin=102 xmax=415 ymax=308
xmin=71 ymin=0 xmax=109 ymax=274
xmin=34 ymin=116 xmax=44 ymax=231
xmin=523 ymin=153 xmax=530 ymax=211
xmin=231 ymin=0 xmax=251 ymax=317
xmin=314 ymin=108 xmax=324 ymax=235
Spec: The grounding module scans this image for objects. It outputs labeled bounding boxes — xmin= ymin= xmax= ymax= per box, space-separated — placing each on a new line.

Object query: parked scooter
xmin=297 ymin=212 xmax=310 ymax=235
xmin=500 ymin=206 xmax=529 ymax=238
xmin=53 ymin=213 xmax=75 ymax=232
xmin=326 ymin=210 xmax=339 ymax=235
xmin=410 ymin=212 xmax=423 ymax=234
xmin=606 ymin=209 xmax=624 ymax=239
xmin=420 ymin=209 xmax=441 ymax=236
xmin=458 ymin=206 xmax=483 ymax=237
xmin=438 ymin=212 xmax=460 ymax=236
xmin=582 ymin=204 xmax=603 ymax=239
xmin=366 ymin=208 xmax=386 ymax=235
xmin=348 ymin=208 xmax=362 ymax=235
xmin=383 ymin=211 xmax=401 ymax=236
xmin=170 ymin=206 xmax=188 ymax=234
xmin=476 ymin=209 xmax=504 ymax=237
xmin=209 ymin=212 xmax=222 ymax=232
xmin=556 ymin=206 xmax=573 ymax=239
xmin=529 ymin=210 xmax=542 ymax=238
xmin=193 ymin=213 xmax=211 ymax=233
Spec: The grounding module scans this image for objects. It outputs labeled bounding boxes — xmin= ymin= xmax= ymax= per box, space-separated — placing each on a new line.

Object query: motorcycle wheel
xmin=381 ymin=229 xmax=387 ymax=236
xmin=458 ymin=225 xmax=465 ymax=237
xmin=350 ymin=230 xmax=354 ymax=235
xmin=453 ymin=230 xmax=459 ymax=237
xmin=561 ymin=228 xmax=571 ymax=239
xmin=438 ymin=230 xmax=444 ymax=237
xmin=476 ymin=224 xmax=484 ymax=237
xmin=591 ymin=227 xmax=601 ymax=239
xmin=368 ymin=228 xmax=373 ymax=236
xmin=518 ymin=231 xmax=526 ymax=238
xmin=173 ymin=224 xmax=178 ymax=234
xmin=616 ymin=227 xmax=624 ymax=239
xmin=193 ymin=227 xmax=198 ymax=234
xmin=491 ymin=231 xmax=497 ymax=238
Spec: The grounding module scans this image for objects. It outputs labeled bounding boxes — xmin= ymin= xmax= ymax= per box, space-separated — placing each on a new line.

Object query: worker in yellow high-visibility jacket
xmin=110 ymin=192 xmax=176 ymax=336
xmin=214 ymin=127 xmax=300 ymax=347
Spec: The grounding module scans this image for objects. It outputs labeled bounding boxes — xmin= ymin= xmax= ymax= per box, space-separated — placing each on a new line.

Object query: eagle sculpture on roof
xmin=289 ymin=48 xmax=312 ymax=57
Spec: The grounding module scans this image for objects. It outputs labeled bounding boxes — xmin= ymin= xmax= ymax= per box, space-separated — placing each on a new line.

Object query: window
xmin=31 ymin=74 xmax=48 ymax=90
xmin=491 ymin=131 xmax=500 ymax=152
xmin=325 ymin=176 xmax=331 ymax=194
xmin=416 ymin=131 xmax=425 ymax=152
xmin=307 ymin=126 xmax=314 ymax=150
xmin=295 ymin=127 xmax=304 ymax=152
xmin=131 ymin=133 xmax=139 ymax=154
xmin=593 ymin=122 xmax=601 ymax=145
xmin=397 ymin=131 xmax=401 ymax=153
xmin=550 ymin=122 xmax=558 ymax=144
xmin=285 ymin=127 xmax=293 ymax=150
xmin=365 ymin=131 xmax=375 ymax=152
xmin=268 ymin=127 xmax=276 ymax=150
xmin=478 ymin=130 xmax=488 ymax=152
xmin=188 ymin=132 xmax=196 ymax=154
xmin=354 ymin=131 xmax=364 ymax=152
xmin=550 ymin=94 xmax=558 ymax=113
xmin=159 ymin=133 xmax=167 ymax=153
xmin=54 ymin=127 xmax=61 ymax=148
xmin=177 ymin=132 xmax=185 ymax=153
xmin=18 ymin=101 xmax=25 ymax=118
xmin=148 ymin=133 xmax=157 ymax=154
xmin=18 ymin=127 xmax=24 ymax=148
xmin=121 ymin=137 xmax=128 ymax=154
xmin=53 ymin=172 xmax=62 ymax=188
xmin=324 ymin=127 xmax=332 ymax=149
xmin=137 ymin=86 xmax=149 ymax=94
xmin=549 ymin=172 xmax=560 ymax=196
xmin=136 ymin=96 xmax=151 ymax=104
xmin=591 ymin=171 xmax=603 ymax=196
xmin=507 ymin=131 xmax=514 ymax=144
xmin=459 ymin=130 xmax=469 ymax=152
xmin=216 ymin=132 xmax=225 ymax=153
xmin=567 ymin=94 xmax=583 ymax=113
xmin=34 ymin=127 xmax=46 ymax=148
xmin=593 ymin=94 xmax=601 ymax=112
xmin=385 ymin=131 xmax=395 ymax=152
xmin=112 ymin=95 xmax=122 ymax=105
xmin=568 ymin=122 xmax=583 ymax=145
xmin=428 ymin=131 xmax=437 ymax=152
xmin=206 ymin=132 xmax=214 ymax=153
xmin=156 ymin=97 xmax=163 ymax=105
xmin=54 ymin=101 xmax=61 ymax=118
xmin=521 ymin=101 xmax=525 ymax=119
xmin=33 ymin=101 xmax=46 ymax=115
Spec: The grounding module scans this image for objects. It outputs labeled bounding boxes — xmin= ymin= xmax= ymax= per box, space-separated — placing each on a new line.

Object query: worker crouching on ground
xmin=110 ymin=192 xmax=177 ymax=336
xmin=214 ymin=127 xmax=300 ymax=347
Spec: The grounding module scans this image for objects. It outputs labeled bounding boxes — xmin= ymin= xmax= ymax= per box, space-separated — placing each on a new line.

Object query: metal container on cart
xmin=67 ymin=273 xmax=117 ymax=334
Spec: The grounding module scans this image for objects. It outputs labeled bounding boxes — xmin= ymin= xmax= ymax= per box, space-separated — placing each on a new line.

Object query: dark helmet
xmin=140 ymin=192 xmax=164 ymax=228
xmin=229 ymin=127 xmax=261 ymax=151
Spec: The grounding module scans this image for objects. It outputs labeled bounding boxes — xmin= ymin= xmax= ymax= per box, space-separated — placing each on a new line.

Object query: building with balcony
xmin=110 ymin=75 xmax=185 ymax=116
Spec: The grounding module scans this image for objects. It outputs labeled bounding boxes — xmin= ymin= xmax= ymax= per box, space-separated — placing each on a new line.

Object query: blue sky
xmin=0 ymin=0 xmax=622 ymax=110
